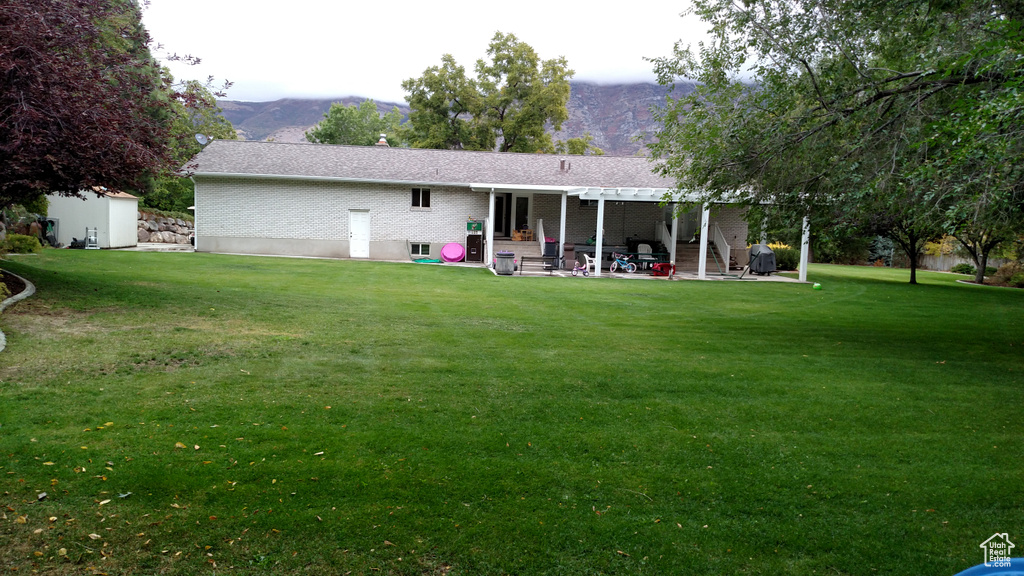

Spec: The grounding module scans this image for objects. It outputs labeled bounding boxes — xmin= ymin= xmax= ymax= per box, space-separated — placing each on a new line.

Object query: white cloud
xmin=143 ymin=0 xmax=708 ymax=102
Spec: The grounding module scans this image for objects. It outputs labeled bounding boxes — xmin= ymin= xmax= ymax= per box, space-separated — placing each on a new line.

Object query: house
xmin=186 ymin=140 xmax=754 ymax=278
xmin=980 ymin=533 xmax=1015 ymax=566
xmin=47 ymin=188 xmax=138 ymax=249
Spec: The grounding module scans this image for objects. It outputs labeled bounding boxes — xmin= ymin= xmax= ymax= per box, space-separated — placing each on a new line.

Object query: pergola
xmin=475 ymin=185 xmax=811 ymax=281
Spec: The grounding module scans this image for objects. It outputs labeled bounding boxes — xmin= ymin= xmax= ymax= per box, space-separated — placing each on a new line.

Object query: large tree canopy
xmin=649 ymin=0 xmax=1024 ymax=283
xmin=402 ymin=32 xmax=573 ymax=153
xmin=305 ymin=100 xmax=404 ymax=147
xmin=0 ymin=0 xmax=171 ymax=208
xmin=145 ymin=73 xmax=238 ymax=213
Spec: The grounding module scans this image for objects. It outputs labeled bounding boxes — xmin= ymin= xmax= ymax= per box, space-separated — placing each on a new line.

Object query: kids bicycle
xmin=609 ymin=252 xmax=638 ymax=273
xmin=570 ymin=260 xmax=589 ymax=276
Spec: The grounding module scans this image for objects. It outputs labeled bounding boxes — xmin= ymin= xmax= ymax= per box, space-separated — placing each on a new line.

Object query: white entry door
xmin=349 ymin=210 xmax=370 ymax=258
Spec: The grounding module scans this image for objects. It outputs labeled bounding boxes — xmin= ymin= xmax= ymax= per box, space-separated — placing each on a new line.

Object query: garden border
xmin=0 ymin=270 xmax=36 ymax=353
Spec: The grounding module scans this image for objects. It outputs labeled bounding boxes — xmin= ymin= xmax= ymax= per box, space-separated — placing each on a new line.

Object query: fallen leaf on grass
xmin=98 ymin=500 xmax=111 ymax=506
xmin=174 ymin=442 xmax=187 ymax=449
xmin=16 ymin=515 xmax=27 ymax=524
xmin=616 ymin=550 xmax=630 ymax=557
xmin=88 ymin=533 xmax=102 ymax=540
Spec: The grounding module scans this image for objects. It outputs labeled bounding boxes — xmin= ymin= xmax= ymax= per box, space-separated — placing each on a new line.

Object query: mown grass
xmin=0 ymin=251 xmax=1021 ymax=575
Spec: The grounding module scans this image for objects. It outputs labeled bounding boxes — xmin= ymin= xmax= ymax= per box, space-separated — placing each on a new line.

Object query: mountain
xmin=217 ymin=81 xmax=695 ymax=156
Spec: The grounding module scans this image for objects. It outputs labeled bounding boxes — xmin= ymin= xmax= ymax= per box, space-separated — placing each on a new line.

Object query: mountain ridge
xmin=217 ymin=81 xmax=694 ymax=156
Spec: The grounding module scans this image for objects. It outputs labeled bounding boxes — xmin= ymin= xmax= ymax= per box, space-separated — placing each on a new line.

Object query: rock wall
xmin=137 ymin=212 xmax=193 ymax=244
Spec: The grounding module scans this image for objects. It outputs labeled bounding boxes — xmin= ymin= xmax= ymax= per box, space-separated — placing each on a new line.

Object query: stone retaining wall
xmin=137 ymin=211 xmax=194 ymax=244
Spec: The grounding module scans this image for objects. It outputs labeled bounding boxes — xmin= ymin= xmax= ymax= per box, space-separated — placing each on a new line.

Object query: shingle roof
xmin=188 ymin=140 xmax=675 ymax=190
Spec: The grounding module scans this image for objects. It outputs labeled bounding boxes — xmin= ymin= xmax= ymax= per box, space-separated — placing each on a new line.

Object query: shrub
xmin=986 ymin=266 xmax=998 ymax=276
xmin=4 ymin=233 xmax=43 ymax=254
xmin=774 ymin=247 xmax=800 ymax=271
xmin=991 ymin=262 xmax=1024 ymax=286
xmin=950 ymin=263 xmax=976 ymax=275
xmin=1009 ymin=273 xmax=1024 ymax=288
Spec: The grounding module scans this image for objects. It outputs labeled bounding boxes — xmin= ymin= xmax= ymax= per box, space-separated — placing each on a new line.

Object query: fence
xmin=918 ymin=254 xmax=1009 ymax=271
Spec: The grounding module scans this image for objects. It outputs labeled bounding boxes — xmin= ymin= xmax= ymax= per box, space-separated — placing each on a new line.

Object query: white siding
xmin=194 ymin=177 xmax=490 ymax=259
xmin=107 ymin=196 xmax=139 ymax=248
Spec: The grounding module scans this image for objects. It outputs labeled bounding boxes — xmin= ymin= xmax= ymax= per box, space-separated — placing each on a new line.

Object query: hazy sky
xmin=142 ymin=1 xmax=709 ymax=103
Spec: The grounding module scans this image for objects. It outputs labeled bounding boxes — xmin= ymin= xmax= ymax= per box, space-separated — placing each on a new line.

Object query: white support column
xmin=559 ymin=191 xmax=567 ymax=267
xmin=799 ymin=214 xmax=810 ymax=282
xmin=669 ymin=203 xmax=679 ymax=266
xmin=595 ymin=196 xmax=606 ymax=277
xmin=486 ymin=190 xmax=496 ymax=267
xmin=698 ymin=204 xmax=710 ymax=280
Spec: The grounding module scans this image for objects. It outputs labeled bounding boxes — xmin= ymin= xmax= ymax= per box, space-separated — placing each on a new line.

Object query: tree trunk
xmin=974 ymin=252 xmax=988 ymax=284
xmin=908 ymin=249 xmax=919 ymax=284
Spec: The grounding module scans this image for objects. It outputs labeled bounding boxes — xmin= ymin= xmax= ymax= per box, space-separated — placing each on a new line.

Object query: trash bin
xmin=495 ymin=251 xmax=515 ymax=276
xmin=563 ymin=243 xmax=575 ymax=267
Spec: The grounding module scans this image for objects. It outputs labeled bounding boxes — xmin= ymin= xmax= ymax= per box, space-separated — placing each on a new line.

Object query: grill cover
xmin=749 ymin=244 xmax=777 ymax=274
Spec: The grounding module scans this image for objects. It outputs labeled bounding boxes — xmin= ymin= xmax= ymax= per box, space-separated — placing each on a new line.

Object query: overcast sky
xmin=141 ymin=1 xmax=708 ymax=103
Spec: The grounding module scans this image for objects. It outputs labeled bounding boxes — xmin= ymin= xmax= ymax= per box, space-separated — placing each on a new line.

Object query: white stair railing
xmin=713 ymin=223 xmax=731 ymax=274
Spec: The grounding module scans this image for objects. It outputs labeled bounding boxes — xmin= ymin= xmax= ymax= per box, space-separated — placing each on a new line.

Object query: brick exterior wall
xmin=195 ymin=177 xmax=491 ymax=251
xmin=708 ymin=205 xmax=749 ymax=250
xmin=194 ymin=176 xmax=749 ymax=259
xmin=533 ymin=194 xmax=670 ymax=245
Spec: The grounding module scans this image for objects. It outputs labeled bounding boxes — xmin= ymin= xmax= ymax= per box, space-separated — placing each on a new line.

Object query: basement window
xmin=410 ymin=243 xmax=431 ymax=256
xmin=412 ymin=187 xmax=431 ymax=209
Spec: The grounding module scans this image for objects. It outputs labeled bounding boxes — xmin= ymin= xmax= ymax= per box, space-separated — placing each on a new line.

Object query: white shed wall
xmin=48 ymin=195 xmax=108 ymax=248
xmin=108 ymin=196 xmax=139 ymax=248
xmin=47 ymin=193 xmax=138 ymax=248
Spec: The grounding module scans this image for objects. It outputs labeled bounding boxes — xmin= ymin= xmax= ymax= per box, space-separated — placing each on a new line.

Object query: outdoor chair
xmin=637 ymin=243 xmax=656 ymax=269
xmin=583 ymin=253 xmax=597 ymax=274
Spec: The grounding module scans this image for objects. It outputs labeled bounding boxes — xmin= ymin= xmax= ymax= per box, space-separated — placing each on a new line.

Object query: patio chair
xmin=636 ymin=243 xmax=656 ymax=269
xmin=583 ymin=253 xmax=597 ymax=274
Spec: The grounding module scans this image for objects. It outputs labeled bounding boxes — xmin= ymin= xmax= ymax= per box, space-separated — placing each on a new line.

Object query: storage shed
xmin=47 ymin=189 xmax=139 ymax=249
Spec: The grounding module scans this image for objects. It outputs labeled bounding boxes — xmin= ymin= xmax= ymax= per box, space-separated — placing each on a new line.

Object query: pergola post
xmin=594 ymin=196 xmax=606 ymax=277
xmin=559 ymin=191 xmax=567 ymax=268
xmin=669 ymin=203 xmax=679 ymax=275
xmin=799 ymin=214 xmax=810 ymax=282
xmin=698 ymin=204 xmax=710 ymax=280
xmin=486 ymin=190 xmax=495 ymax=267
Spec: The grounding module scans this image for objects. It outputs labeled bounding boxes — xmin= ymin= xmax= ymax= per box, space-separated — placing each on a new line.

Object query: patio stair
xmin=491 ymin=239 xmax=542 ymax=259
xmin=674 ymin=242 xmax=730 ymax=273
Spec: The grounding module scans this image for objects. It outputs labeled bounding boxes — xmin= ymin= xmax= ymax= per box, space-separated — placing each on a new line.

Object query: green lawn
xmin=1 ymin=251 xmax=1021 ymax=575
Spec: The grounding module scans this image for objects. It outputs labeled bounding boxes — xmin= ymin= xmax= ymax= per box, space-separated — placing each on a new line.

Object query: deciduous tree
xmin=0 ymin=0 xmax=169 ymax=207
xmin=305 ymin=100 xmax=404 ymax=147
xmin=146 ymin=73 xmax=238 ymax=212
xmin=648 ymin=0 xmax=1024 ymax=283
xmin=402 ymin=33 xmax=573 ymax=153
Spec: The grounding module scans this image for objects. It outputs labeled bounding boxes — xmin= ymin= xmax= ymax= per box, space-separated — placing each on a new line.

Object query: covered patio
xmin=475 ymin=185 xmax=813 ymax=282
